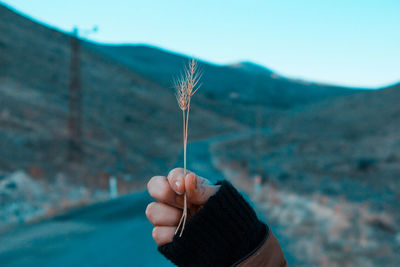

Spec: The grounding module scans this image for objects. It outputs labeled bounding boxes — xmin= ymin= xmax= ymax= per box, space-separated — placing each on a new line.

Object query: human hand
xmin=146 ymin=168 xmax=220 ymax=246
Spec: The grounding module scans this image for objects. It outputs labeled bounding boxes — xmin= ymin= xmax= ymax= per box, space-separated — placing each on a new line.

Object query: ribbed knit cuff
xmin=158 ymin=180 xmax=268 ymax=267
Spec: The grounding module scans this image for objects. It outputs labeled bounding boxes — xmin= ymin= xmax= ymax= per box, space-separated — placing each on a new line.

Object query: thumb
xmin=184 ymin=172 xmax=220 ymax=205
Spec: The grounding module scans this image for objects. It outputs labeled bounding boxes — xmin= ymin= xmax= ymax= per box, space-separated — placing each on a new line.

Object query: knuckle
xmin=156 ymin=187 xmax=170 ymax=202
xmin=147 ymin=176 xmax=165 ymax=198
xmin=147 ymin=176 xmax=157 ymax=191
xmin=175 ymin=194 xmax=184 ymax=207
xmin=152 ymin=227 xmax=159 ymax=242
xmin=160 ymin=188 xmax=170 ymax=200
xmin=145 ymin=202 xmax=155 ymax=220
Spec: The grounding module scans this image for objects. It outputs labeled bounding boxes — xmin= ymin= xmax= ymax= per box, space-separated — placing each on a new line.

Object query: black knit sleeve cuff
xmin=158 ymin=180 xmax=268 ymax=267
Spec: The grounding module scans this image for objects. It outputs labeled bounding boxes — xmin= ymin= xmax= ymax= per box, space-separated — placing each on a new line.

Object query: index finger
xmin=147 ymin=176 xmax=184 ymax=209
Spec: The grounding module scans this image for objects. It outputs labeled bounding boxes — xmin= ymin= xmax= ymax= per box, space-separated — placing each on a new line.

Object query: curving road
xmin=0 ymin=128 xmax=273 ymax=267
xmin=0 ymin=192 xmax=172 ymax=267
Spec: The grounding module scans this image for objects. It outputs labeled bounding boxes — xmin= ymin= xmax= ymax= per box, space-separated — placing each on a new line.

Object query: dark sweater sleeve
xmin=158 ymin=180 xmax=268 ymax=267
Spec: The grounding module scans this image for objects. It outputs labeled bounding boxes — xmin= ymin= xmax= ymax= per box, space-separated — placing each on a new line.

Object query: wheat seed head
xmin=175 ymin=59 xmax=202 ymax=110
xmin=185 ymin=58 xmax=202 ymax=97
xmin=175 ymin=76 xmax=188 ymax=111
xmin=173 ymin=58 xmax=203 ymax=237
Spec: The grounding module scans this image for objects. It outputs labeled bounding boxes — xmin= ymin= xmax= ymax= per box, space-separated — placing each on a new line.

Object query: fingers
xmin=149 ymin=169 xmax=221 ymax=208
xmin=152 ymin=226 xmax=176 ymax=246
xmin=147 ymin=169 xmax=221 ymax=246
xmin=185 ymin=172 xmax=220 ymax=205
xmin=146 ymin=202 xmax=182 ymax=226
xmin=147 ymin=176 xmax=184 ymax=208
xmin=167 ymin=168 xmax=220 ymax=205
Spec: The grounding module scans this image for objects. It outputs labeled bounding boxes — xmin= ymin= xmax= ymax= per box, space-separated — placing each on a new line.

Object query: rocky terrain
xmin=0 ymin=170 xmax=108 ymax=230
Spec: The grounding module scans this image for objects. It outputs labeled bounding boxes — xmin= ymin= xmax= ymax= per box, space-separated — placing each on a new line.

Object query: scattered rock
xmin=0 ymin=170 xmax=108 ymax=230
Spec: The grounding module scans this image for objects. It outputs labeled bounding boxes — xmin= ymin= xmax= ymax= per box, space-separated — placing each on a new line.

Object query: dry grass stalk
xmin=174 ymin=58 xmax=202 ymax=237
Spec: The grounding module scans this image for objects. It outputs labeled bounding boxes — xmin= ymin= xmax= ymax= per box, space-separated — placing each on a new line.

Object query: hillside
xmin=0 ymin=3 xmax=360 ymax=186
xmin=0 ymin=4 xmax=241 ymax=185
xmin=92 ymin=44 xmax=357 ymax=107
xmin=1 ymin=3 xmax=399 ymax=265
xmin=211 ymin=84 xmax=400 ymax=265
xmin=213 ymin=83 xmax=400 ymax=196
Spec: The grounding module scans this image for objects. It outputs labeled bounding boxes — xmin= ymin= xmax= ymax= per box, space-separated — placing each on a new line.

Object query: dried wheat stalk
xmin=174 ymin=58 xmax=202 ymax=237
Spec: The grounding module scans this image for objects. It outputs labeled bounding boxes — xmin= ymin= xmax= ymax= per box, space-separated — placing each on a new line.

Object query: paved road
xmin=0 ymin=128 xmax=272 ymax=267
xmin=179 ymin=127 xmax=271 ymax=182
xmin=0 ymin=192 xmax=173 ymax=266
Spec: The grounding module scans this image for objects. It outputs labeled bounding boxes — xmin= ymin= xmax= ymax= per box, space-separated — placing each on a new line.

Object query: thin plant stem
xmin=174 ymin=58 xmax=200 ymax=237
xmin=183 ymin=110 xmax=186 ymax=173
xmin=180 ymin=194 xmax=187 ymax=236
xmin=179 ymin=99 xmax=191 ymax=236
xmin=176 ymin=109 xmax=188 ymax=236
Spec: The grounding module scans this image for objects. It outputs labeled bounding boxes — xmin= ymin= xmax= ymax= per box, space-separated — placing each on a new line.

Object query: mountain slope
xmin=92 ymin=43 xmax=357 ymax=107
xmin=211 ymin=81 xmax=400 ymax=266
xmin=213 ymin=82 xmax=400 ymax=206
xmin=0 ymin=4 xmax=243 ymax=185
xmin=0 ymin=3 xmax=367 ymax=187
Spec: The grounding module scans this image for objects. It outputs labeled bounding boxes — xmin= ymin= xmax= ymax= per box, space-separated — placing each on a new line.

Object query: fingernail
xmin=175 ymin=181 xmax=183 ymax=195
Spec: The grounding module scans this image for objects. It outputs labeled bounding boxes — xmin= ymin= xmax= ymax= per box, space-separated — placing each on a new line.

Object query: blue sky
xmin=2 ymin=0 xmax=399 ymax=88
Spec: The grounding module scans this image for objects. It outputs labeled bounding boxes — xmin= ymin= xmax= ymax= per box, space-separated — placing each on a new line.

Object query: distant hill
xmin=91 ymin=44 xmax=358 ymax=107
xmin=212 ymin=82 xmax=400 ymax=205
xmin=273 ymin=82 xmax=400 ymax=187
xmin=0 ymin=4 xmax=240 ymax=183
xmin=0 ymin=3 xmax=374 ymax=186
xmin=211 ymin=82 xmax=400 ymax=266
xmin=211 ymin=81 xmax=400 ymax=265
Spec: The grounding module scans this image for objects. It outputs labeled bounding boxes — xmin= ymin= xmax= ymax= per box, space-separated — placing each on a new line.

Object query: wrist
xmin=158 ymin=180 xmax=267 ymax=266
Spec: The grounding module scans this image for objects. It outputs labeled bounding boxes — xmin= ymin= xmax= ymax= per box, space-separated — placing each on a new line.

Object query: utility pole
xmin=68 ymin=27 xmax=82 ymax=162
xmin=67 ymin=26 xmax=97 ymax=162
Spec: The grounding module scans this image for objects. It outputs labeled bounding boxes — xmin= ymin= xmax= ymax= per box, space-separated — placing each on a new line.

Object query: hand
xmin=146 ymin=168 xmax=220 ymax=246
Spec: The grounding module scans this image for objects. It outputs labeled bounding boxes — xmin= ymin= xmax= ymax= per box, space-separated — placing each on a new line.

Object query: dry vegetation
xmin=1 ymin=4 xmax=399 ymax=265
xmin=174 ymin=59 xmax=202 ymax=236
xmin=211 ymin=84 xmax=400 ymax=266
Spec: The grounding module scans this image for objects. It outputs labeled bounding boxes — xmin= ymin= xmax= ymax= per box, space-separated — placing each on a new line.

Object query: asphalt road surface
xmin=0 ymin=129 xmax=273 ymax=267
xmin=0 ymin=192 xmax=173 ymax=267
